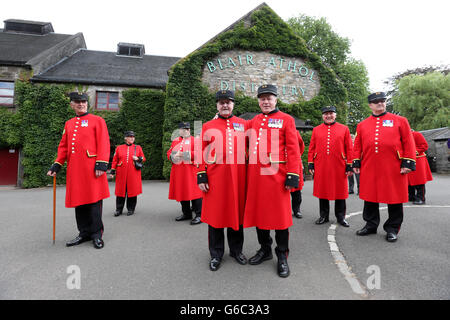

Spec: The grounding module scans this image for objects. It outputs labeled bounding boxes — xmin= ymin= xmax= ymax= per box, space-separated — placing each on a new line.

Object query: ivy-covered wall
xmin=162 ymin=5 xmax=347 ymax=179
xmin=0 ymin=82 xmax=165 ymax=188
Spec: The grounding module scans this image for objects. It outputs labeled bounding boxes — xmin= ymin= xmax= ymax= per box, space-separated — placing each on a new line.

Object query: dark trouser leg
xmin=126 ymin=196 xmax=137 ymax=212
xmin=274 ymin=229 xmax=289 ymax=258
xmin=191 ymin=198 xmax=202 ymax=217
xmin=348 ymin=175 xmax=354 ymax=193
xmin=180 ymin=201 xmax=192 ymax=218
xmin=335 ymin=199 xmax=346 ymax=221
xmin=227 ymin=226 xmax=244 ymax=256
xmin=116 ymin=196 xmax=125 ymax=213
xmin=208 ymin=225 xmax=224 ymax=259
xmin=415 ymin=184 xmax=425 ymax=202
xmin=291 ymin=190 xmax=301 ymax=213
xmin=355 ymin=173 xmax=360 ymax=194
xmin=256 ymin=228 xmax=273 ymax=253
xmin=362 ymin=201 xmax=380 ymax=230
xmin=408 ymin=186 xmax=415 ymax=201
xmin=75 ymin=200 xmax=104 ymax=240
xmin=319 ymin=198 xmax=330 ymax=219
xmin=383 ymin=204 xmax=403 ymax=234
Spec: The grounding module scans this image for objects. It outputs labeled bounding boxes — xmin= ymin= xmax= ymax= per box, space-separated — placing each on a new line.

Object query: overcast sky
xmin=3 ymin=0 xmax=449 ymax=91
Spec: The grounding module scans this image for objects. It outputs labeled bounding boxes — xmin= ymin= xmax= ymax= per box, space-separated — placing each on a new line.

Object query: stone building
xmin=420 ymin=127 xmax=450 ymax=174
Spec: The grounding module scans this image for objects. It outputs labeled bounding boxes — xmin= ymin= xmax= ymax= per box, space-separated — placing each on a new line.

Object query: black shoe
xmin=190 ymin=216 xmax=202 ymax=225
xmin=66 ymin=236 xmax=90 ymax=247
xmin=293 ymin=211 xmax=303 ymax=219
xmin=175 ymin=214 xmax=191 ymax=221
xmin=338 ymin=219 xmax=350 ymax=227
xmin=315 ymin=217 xmax=329 ymax=225
xmin=93 ymin=238 xmax=104 ymax=249
xmin=413 ymin=200 xmax=425 ymax=205
xmin=386 ymin=232 xmax=398 ymax=242
xmin=127 ymin=210 xmax=134 ymax=216
xmin=230 ymin=252 xmax=248 ymax=265
xmin=356 ymin=227 xmax=377 ymax=236
xmin=277 ymin=258 xmax=290 ymax=278
xmin=249 ymin=249 xmax=273 ymax=265
xmin=114 ymin=210 xmax=122 ymax=217
xmin=209 ymin=257 xmax=222 ymax=271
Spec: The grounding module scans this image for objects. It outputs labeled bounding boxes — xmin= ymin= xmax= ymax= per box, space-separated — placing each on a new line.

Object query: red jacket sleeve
xmin=55 ymin=122 xmax=69 ymax=166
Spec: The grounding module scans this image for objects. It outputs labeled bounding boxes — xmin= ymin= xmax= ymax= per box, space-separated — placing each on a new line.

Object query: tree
xmin=287 ymin=14 xmax=370 ymax=132
xmin=384 ymin=64 xmax=449 ymax=113
xmin=392 ymin=72 xmax=450 ymax=130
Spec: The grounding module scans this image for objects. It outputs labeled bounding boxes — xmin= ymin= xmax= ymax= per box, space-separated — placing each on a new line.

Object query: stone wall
xmin=202 ymin=50 xmax=320 ymax=104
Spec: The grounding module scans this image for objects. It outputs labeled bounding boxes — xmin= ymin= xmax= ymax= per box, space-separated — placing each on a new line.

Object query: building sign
xmin=202 ymin=50 xmax=321 ymax=104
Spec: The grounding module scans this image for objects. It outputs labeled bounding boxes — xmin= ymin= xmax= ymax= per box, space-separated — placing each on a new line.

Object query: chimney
xmin=3 ymin=19 xmax=54 ymax=35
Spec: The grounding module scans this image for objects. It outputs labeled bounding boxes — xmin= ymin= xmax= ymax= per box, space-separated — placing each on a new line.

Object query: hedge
xmin=162 ymin=5 xmax=347 ymax=179
xmin=0 ymin=82 xmax=165 ymax=188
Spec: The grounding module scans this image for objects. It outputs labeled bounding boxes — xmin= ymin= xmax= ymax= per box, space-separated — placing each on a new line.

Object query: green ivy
xmin=0 ymin=82 xmax=165 ymax=188
xmin=162 ymin=5 xmax=347 ymax=179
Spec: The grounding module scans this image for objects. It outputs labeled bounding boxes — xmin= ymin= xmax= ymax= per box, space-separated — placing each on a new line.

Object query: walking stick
xmin=53 ymin=175 xmax=56 ymax=245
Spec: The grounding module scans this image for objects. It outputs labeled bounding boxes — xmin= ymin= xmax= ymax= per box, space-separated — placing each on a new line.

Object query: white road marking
xmin=329 ymin=204 xmax=450 ymax=298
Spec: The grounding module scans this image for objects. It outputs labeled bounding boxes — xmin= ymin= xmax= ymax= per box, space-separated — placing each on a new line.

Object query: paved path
xmin=0 ymin=175 xmax=449 ymax=300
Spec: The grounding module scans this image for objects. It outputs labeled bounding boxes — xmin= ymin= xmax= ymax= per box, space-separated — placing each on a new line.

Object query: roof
xmin=0 ymin=28 xmax=74 ymax=66
xmin=32 ymin=49 xmax=180 ymax=88
xmin=420 ymin=127 xmax=450 ymax=141
xmin=239 ymin=112 xmax=314 ymax=130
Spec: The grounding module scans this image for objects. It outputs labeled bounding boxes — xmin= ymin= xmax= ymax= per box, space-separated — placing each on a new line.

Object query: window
xmin=95 ymin=91 xmax=119 ymax=110
xmin=0 ymin=81 xmax=15 ymax=107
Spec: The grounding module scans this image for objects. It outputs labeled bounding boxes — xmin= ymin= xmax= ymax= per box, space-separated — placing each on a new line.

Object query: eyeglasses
xmin=371 ymin=99 xmax=386 ymax=104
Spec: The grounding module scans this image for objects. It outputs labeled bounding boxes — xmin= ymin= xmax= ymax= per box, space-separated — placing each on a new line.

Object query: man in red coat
xmin=244 ymin=84 xmax=301 ymax=278
xmin=408 ymin=130 xmax=433 ymax=205
xmin=167 ymin=122 xmax=203 ymax=225
xmin=110 ymin=131 xmax=145 ymax=216
xmin=308 ymin=106 xmax=353 ymax=227
xmin=290 ymin=130 xmax=305 ymax=219
xmin=197 ymin=90 xmax=248 ymax=271
xmin=353 ymin=92 xmax=416 ymax=242
xmin=47 ymin=92 xmax=110 ymax=249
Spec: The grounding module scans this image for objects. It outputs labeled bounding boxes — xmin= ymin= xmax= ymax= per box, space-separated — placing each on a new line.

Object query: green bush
xmin=2 ymin=82 xmax=166 ymax=188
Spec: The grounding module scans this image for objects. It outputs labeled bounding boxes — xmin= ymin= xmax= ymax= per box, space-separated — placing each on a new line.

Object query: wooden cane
xmin=53 ymin=175 xmax=56 ymax=245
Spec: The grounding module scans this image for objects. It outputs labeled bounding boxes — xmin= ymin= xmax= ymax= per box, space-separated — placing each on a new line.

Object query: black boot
xmin=276 ymin=250 xmax=290 ymax=278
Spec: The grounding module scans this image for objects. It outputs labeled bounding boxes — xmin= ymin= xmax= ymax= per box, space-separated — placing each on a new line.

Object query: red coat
xmin=308 ymin=122 xmax=353 ymax=200
xmin=197 ymin=115 xmax=248 ymax=230
xmin=244 ymin=110 xmax=301 ymax=230
xmin=408 ymin=131 xmax=433 ymax=186
xmin=291 ymin=130 xmax=305 ymax=192
xmin=111 ymin=144 xmax=145 ymax=197
xmin=167 ymin=136 xmax=203 ymax=201
xmin=353 ymin=113 xmax=416 ymax=204
xmin=55 ymin=113 xmax=110 ymax=208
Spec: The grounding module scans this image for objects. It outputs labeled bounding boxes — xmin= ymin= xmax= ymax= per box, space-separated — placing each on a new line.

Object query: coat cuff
xmin=110 ymin=169 xmax=116 ymax=175
xmin=49 ymin=163 xmax=62 ymax=173
xmin=95 ymin=161 xmax=108 ymax=172
xmin=307 ymin=163 xmax=314 ymax=171
xmin=352 ymin=160 xmax=361 ymax=168
xmin=197 ymin=171 xmax=208 ymax=184
xmin=285 ymin=173 xmax=299 ymax=188
xmin=346 ymin=164 xmax=353 ymax=172
xmin=401 ymin=159 xmax=416 ymax=171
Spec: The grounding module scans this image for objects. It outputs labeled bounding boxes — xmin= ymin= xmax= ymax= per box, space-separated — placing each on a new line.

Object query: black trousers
xmin=362 ymin=201 xmax=403 ymax=234
xmin=319 ymin=198 xmax=346 ymax=221
xmin=408 ymin=184 xmax=425 ymax=202
xmin=348 ymin=173 xmax=360 ymax=193
xmin=208 ymin=225 xmax=244 ymax=258
xmin=75 ymin=200 xmax=104 ymax=240
xmin=116 ymin=195 xmax=137 ymax=212
xmin=291 ymin=190 xmax=302 ymax=214
xmin=256 ymin=228 xmax=289 ymax=258
xmin=180 ymin=198 xmax=202 ymax=217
